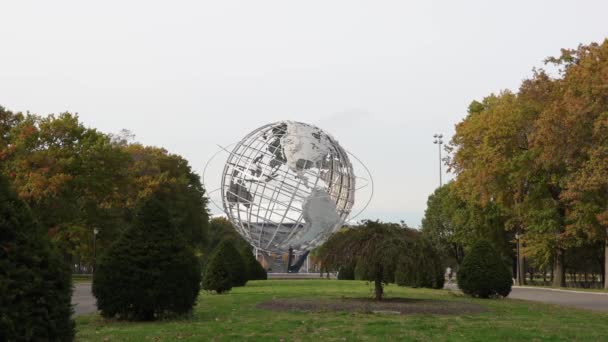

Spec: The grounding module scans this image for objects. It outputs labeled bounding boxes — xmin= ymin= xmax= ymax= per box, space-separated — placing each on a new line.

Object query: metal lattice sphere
xmin=221 ymin=121 xmax=355 ymax=253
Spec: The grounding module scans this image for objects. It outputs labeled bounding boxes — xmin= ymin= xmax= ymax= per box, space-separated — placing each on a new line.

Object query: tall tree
xmin=542 ymin=41 xmax=608 ymax=288
xmin=0 ymin=108 xmax=210 ymax=268
xmin=421 ymin=182 xmax=511 ymax=268
xmin=448 ymin=91 xmax=540 ymax=284
xmin=1 ymin=112 xmax=131 ymax=266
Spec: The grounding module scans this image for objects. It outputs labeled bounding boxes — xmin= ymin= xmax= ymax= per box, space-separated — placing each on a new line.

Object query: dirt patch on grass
xmin=256 ymin=297 xmax=487 ymax=315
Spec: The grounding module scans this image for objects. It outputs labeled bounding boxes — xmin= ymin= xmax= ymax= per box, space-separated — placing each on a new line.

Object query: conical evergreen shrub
xmin=92 ymin=191 xmax=201 ymax=320
xmin=0 ymin=175 xmax=74 ymax=341
xmin=457 ymin=240 xmax=512 ymax=298
xmin=250 ymin=258 xmax=268 ymax=280
xmin=240 ymin=247 xmax=267 ymax=281
xmin=202 ymin=240 xmax=247 ymax=293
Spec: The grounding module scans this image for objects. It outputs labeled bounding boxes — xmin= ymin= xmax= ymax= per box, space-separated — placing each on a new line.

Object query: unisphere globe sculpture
xmin=221 ymin=121 xmax=355 ymax=253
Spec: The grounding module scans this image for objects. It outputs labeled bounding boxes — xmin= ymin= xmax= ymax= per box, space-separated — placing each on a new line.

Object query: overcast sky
xmin=1 ymin=1 xmax=606 ymax=226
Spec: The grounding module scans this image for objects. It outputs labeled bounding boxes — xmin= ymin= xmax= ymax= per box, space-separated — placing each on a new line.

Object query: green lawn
xmin=76 ymin=280 xmax=608 ymax=341
xmin=72 ymin=274 xmax=93 ymax=283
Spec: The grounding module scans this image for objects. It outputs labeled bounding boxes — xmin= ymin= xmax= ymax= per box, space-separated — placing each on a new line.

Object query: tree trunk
xmin=516 ymin=234 xmax=525 ymax=285
xmin=605 ymin=231 xmax=608 ymax=289
xmin=529 ymin=265 xmax=534 ymax=283
xmin=553 ymin=248 xmax=566 ymax=287
xmin=374 ymin=264 xmax=384 ymax=301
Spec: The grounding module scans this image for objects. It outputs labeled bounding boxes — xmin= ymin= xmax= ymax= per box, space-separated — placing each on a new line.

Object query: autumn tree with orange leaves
xmin=0 ymin=107 xmax=209 ymax=269
xmin=447 ymin=40 xmax=608 ymax=288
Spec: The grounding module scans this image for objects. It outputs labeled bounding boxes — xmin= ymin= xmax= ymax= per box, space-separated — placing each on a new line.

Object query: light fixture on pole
xmin=433 ymin=134 xmax=444 ymax=187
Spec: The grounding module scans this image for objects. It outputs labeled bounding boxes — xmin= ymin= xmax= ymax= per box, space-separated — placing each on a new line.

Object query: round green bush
xmin=457 ymin=240 xmax=512 ymax=298
xmin=0 ymin=175 xmax=74 ymax=341
xmin=92 ymin=193 xmax=202 ymax=320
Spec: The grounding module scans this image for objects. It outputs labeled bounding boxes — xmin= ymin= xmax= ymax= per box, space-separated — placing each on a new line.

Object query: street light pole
xmin=433 ymin=134 xmax=444 ymax=187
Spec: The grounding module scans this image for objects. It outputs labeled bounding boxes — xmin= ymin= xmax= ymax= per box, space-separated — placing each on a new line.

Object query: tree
xmin=448 ymin=41 xmax=608 ymax=288
xmin=317 ymin=221 xmax=415 ymax=300
xmin=337 ymin=263 xmax=355 ymax=280
xmin=395 ymin=237 xmax=445 ymax=289
xmin=92 ymin=191 xmax=201 ymax=320
xmin=458 ymin=240 xmax=512 ymax=298
xmin=448 ymin=75 xmax=569 ymax=286
xmin=0 ymin=111 xmax=132 ymax=268
xmin=202 ymin=240 xmax=249 ymax=293
xmin=0 ymin=174 xmax=74 ymax=341
xmin=0 ymin=108 xmax=209 ymax=271
xmin=206 ymin=217 xmax=250 ymax=256
xmin=240 ymin=247 xmax=268 ymax=281
xmin=122 ymin=144 xmax=210 ymax=252
xmin=421 ymin=182 xmax=512 ymax=268
xmin=541 ymin=41 xmax=608 ymax=288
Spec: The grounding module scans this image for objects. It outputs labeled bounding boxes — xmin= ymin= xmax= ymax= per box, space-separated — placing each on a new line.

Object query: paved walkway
xmin=445 ymin=282 xmax=608 ymax=312
xmin=509 ymin=286 xmax=608 ymax=312
xmin=72 ymin=283 xmax=96 ymax=316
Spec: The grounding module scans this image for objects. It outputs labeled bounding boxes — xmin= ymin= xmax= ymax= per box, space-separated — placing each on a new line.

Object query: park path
xmin=445 ymin=282 xmax=608 ymax=312
xmin=72 ymin=283 xmax=96 ymax=316
xmin=508 ymin=286 xmax=608 ymax=312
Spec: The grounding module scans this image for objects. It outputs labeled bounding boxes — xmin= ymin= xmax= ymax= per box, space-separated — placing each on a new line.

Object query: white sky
xmin=1 ymin=1 xmax=606 ymax=227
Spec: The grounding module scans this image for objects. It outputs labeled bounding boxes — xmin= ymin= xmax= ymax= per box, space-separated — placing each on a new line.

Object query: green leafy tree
xmin=0 ymin=108 xmax=209 ymax=271
xmin=395 ymin=237 xmax=445 ymax=289
xmin=0 ymin=111 xmax=131 ymax=267
xmin=122 ymin=144 xmax=210 ymax=252
xmin=448 ymin=75 xmax=569 ymax=286
xmin=0 ymin=175 xmax=74 ymax=341
xmin=542 ymin=41 xmax=608 ymax=288
xmin=457 ymin=240 xmax=512 ymax=298
xmin=92 ymin=191 xmax=201 ymax=320
xmin=337 ymin=263 xmax=355 ymax=280
xmin=421 ymin=182 xmax=512 ymax=268
xmin=317 ymin=221 xmax=416 ymax=300
xmin=449 ymin=41 xmax=608 ymax=287
xmin=206 ymin=217 xmax=250 ymax=251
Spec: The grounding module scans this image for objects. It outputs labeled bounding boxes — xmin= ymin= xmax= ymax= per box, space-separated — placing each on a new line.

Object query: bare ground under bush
xmin=256 ymin=297 xmax=487 ymax=315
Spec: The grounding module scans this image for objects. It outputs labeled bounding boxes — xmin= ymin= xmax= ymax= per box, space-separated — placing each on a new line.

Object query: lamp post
xmin=433 ymin=134 xmax=444 ymax=187
xmin=93 ymin=228 xmax=99 ymax=274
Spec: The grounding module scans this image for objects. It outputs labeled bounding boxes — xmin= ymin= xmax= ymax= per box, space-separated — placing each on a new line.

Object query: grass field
xmin=76 ymin=280 xmax=608 ymax=341
xmin=72 ymin=274 xmax=93 ymax=283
